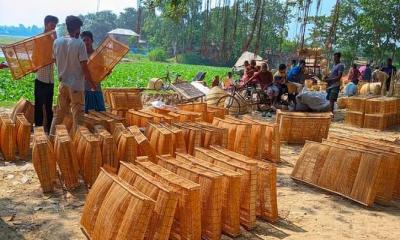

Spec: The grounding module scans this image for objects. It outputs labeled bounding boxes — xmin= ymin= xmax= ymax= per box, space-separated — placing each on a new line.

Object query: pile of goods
xmin=292 ymin=134 xmax=400 ymax=206
xmin=83 ymin=110 xmax=125 ymax=132
xmin=103 ymin=88 xmax=143 ymax=117
xmin=276 ymin=110 xmax=332 ymax=144
xmin=345 ymin=96 xmax=400 ymax=130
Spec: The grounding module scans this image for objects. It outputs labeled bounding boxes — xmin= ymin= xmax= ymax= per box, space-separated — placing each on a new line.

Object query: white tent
xmin=234 ymin=51 xmax=263 ymax=68
xmin=108 ymin=28 xmax=139 ymax=37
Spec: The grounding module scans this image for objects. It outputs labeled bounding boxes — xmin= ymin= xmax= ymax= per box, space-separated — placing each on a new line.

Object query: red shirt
xmin=252 ymin=70 xmax=273 ymax=90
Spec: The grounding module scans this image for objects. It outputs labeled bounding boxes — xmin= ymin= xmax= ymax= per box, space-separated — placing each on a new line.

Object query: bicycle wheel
xmin=216 ymin=95 xmax=242 ymax=116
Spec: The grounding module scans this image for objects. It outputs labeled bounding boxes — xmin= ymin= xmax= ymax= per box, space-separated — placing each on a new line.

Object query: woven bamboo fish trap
xmin=365 ymin=97 xmax=397 ymax=114
xmin=73 ymin=127 xmax=91 ymax=172
xmin=136 ymin=160 xmax=202 ymax=240
xmin=242 ymin=115 xmax=280 ymax=162
xmin=172 ymin=123 xmax=202 ymax=155
xmin=126 ymin=109 xmax=154 ymax=127
xmin=210 ymin=145 xmax=278 ymax=222
xmin=177 ymin=102 xmax=208 ymax=121
xmin=191 ymin=121 xmax=228 ymax=148
xmin=291 ymin=141 xmax=384 ymax=206
xmin=118 ymin=161 xmax=179 ymax=240
xmin=146 ymin=123 xmax=174 ymax=155
xmin=103 ymin=88 xmax=141 ymax=105
xmin=10 ymin=98 xmax=34 ymax=124
xmin=92 ymin=176 xmax=155 ymax=240
xmin=0 ymin=114 xmax=16 ymax=161
xmin=175 ymin=153 xmax=242 ymax=237
xmin=81 ymin=169 xmax=115 ymax=238
xmin=193 ymin=147 xmax=257 ymax=229
xmin=347 ymin=96 xmax=376 ymax=112
xmin=157 ymin=155 xmax=224 ymax=240
xmin=345 ymin=110 xmax=365 ymax=128
xmin=115 ymin=129 xmax=137 ymax=163
xmin=88 ymin=111 xmax=125 ymax=132
xmin=93 ymin=125 xmax=118 ymax=170
xmin=127 ymin=126 xmax=157 ymax=162
xmin=328 ymin=134 xmax=400 ymax=202
xmin=80 ymin=134 xmax=103 ymax=187
xmin=337 ymin=97 xmax=348 ymax=109
xmin=160 ymin=123 xmax=187 ymax=155
xmin=1 ymin=31 xmax=56 ymax=80
xmin=54 ymin=125 xmax=79 ymax=190
xmin=88 ymin=36 xmax=129 ymax=84
xmin=363 ymin=113 xmax=397 ymax=130
xmin=207 ymin=105 xmax=227 ymax=119
xmin=15 ymin=114 xmax=31 ymax=159
xmin=276 ymin=110 xmax=332 ymax=144
xmin=82 ymin=114 xmax=103 ymax=131
xmin=32 ymin=127 xmax=56 ymax=193
xmin=140 ymin=109 xmax=174 ymax=124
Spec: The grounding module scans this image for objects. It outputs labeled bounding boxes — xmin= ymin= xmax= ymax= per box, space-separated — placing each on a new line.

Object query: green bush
xmin=148 ymin=48 xmax=167 ymax=62
xmin=176 ymin=52 xmax=211 ymax=65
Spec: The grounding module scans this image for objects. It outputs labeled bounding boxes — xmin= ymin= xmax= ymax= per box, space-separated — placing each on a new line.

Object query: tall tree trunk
xmin=242 ymin=0 xmax=261 ymax=52
xmin=136 ymin=0 xmax=142 ymax=41
xmin=254 ymin=0 xmax=265 ymax=56
xmin=220 ymin=0 xmax=230 ymax=61
xmin=201 ymin=0 xmax=211 ymax=56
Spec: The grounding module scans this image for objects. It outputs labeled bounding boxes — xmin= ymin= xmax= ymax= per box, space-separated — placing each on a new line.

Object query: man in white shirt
xmin=34 ymin=15 xmax=58 ymax=132
xmin=49 ymin=15 xmax=94 ymax=137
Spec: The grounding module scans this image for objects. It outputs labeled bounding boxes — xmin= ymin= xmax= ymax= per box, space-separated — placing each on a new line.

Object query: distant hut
xmin=108 ymin=28 xmax=140 ymax=46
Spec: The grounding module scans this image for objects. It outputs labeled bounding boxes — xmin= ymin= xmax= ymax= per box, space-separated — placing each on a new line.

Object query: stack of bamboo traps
xmin=176 ymin=102 xmax=227 ymax=123
xmin=15 ymin=113 xmax=31 ymax=159
xmin=0 ymin=113 xmax=17 ymax=161
xmin=291 ymin=134 xmax=400 ymax=206
xmin=276 ymin=110 xmax=332 ymax=143
xmin=84 ymin=110 xmax=125 ymax=132
xmin=152 ymin=106 xmax=202 ymax=123
xmin=363 ymin=97 xmax=399 ymax=130
xmin=212 ymin=117 xmax=251 ymax=155
xmin=139 ymin=109 xmax=174 ymax=124
xmin=93 ymin=125 xmax=118 ymax=170
xmin=54 ymin=125 xmax=80 ymax=190
xmin=156 ymin=155 xmax=224 ymax=240
xmin=107 ymin=89 xmax=143 ymax=117
xmin=80 ymin=168 xmax=155 ymax=240
xmin=126 ymin=109 xmax=154 ymax=127
xmin=145 ymin=123 xmax=185 ymax=156
xmin=242 ymin=115 xmax=280 ymax=162
xmin=113 ymin=123 xmax=137 ymax=163
xmin=344 ymin=96 xmax=376 ymax=128
xmin=32 ymin=127 xmax=56 ymax=193
xmin=74 ymin=127 xmax=103 ymax=187
xmin=127 ymin=126 xmax=157 ymax=162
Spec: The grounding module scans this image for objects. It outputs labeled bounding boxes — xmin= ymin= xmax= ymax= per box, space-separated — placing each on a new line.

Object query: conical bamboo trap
xmin=103 ymin=88 xmax=142 ymax=106
xmin=127 ymin=126 xmax=157 ymax=162
xmin=186 ymin=121 xmax=228 ymax=148
xmin=172 ymin=123 xmax=202 ymax=155
xmin=136 ymin=160 xmax=202 ymax=240
xmin=81 ymin=169 xmax=115 ymax=238
xmin=32 ymin=127 xmax=56 ymax=193
xmin=193 ymin=147 xmax=257 ymax=229
xmin=91 ymin=173 xmax=155 ymax=240
xmin=15 ymin=113 xmax=31 ymax=159
xmin=175 ymin=153 xmax=242 ymax=237
xmin=146 ymin=123 xmax=174 ymax=155
xmin=160 ymin=123 xmax=187 ymax=156
xmin=118 ymin=161 xmax=179 ymax=240
xmin=79 ymin=133 xmax=103 ymax=187
xmin=0 ymin=114 xmax=16 ymax=161
xmin=210 ymin=145 xmax=278 ymax=222
xmin=82 ymin=114 xmax=103 ymax=131
xmin=114 ymin=127 xmax=137 ymax=164
xmin=291 ymin=141 xmax=386 ymax=206
xmin=87 ymin=111 xmax=125 ymax=133
xmin=126 ymin=109 xmax=154 ymax=127
xmin=176 ymin=102 xmax=208 ymax=121
xmin=156 ymin=155 xmax=224 ymax=240
xmin=54 ymin=125 xmax=79 ymax=190
xmin=10 ymin=98 xmax=34 ymax=124
xmin=140 ymin=109 xmax=174 ymax=124
xmin=276 ymin=110 xmax=332 ymax=144
xmin=243 ymin=115 xmax=280 ymax=162
xmin=93 ymin=125 xmax=118 ymax=170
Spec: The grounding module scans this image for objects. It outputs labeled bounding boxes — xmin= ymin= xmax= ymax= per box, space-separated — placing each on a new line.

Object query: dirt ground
xmin=1 ymin=108 xmax=400 ymax=240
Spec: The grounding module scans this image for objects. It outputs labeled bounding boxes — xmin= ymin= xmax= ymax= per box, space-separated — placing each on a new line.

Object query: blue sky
xmin=0 ymin=0 xmax=336 ymax=39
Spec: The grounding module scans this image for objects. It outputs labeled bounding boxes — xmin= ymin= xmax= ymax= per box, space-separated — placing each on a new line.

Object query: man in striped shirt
xmin=34 ymin=15 xmax=58 ymax=132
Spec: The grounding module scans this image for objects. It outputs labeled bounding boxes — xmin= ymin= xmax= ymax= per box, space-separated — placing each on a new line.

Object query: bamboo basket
xmin=88 ymin=111 xmax=123 ymax=132
xmin=344 ymin=111 xmax=364 ymax=128
xmin=191 ymin=121 xmax=228 ymax=148
xmin=214 ymin=117 xmax=252 ymax=155
xmin=173 ymin=123 xmax=202 ymax=155
xmin=207 ymin=105 xmax=227 ymax=119
xmin=136 ymin=160 xmax=202 ymax=240
xmin=15 ymin=113 xmax=31 ymax=159
xmin=62 ymin=113 xmax=73 ymax=133
xmin=93 ymin=125 xmax=118 ymax=170
xmin=156 ymin=155 xmax=224 ymax=240
xmin=337 ymin=97 xmax=348 ymax=109
xmin=127 ymin=126 xmax=157 ymax=162
xmin=175 ymin=153 xmax=242 ymax=237
xmin=32 ymin=127 xmax=56 ymax=192
xmin=11 ymin=98 xmax=34 ymax=124
xmin=276 ymin=110 xmax=332 ymax=143
xmin=147 ymin=123 xmax=173 ymax=155
xmin=126 ymin=109 xmax=154 ymax=127
xmin=81 ymin=134 xmax=103 ymax=187
xmin=177 ymin=102 xmax=208 ymax=121
xmin=92 ymin=177 xmax=155 ymax=240
xmin=0 ymin=114 xmax=16 ymax=161
xmin=118 ymin=161 xmax=179 ymax=240
xmin=140 ymin=109 xmax=174 ymax=124
xmin=116 ymin=129 xmax=137 ymax=163
xmin=363 ymin=113 xmax=397 ymax=130
xmin=74 ymin=127 xmax=91 ymax=173
xmin=103 ymin=88 xmax=141 ymax=106
xmin=243 ymin=115 xmax=280 ymax=162
xmin=80 ymin=168 xmax=115 ymax=237
xmin=1 ymin=31 xmax=56 ymax=80
xmin=291 ymin=141 xmax=384 ymax=206
xmin=161 ymin=124 xmax=187 ymax=155
xmin=193 ymin=147 xmax=257 ymax=229
xmin=347 ymin=96 xmax=375 ymax=112
xmin=82 ymin=114 xmax=103 ymax=131
xmin=210 ymin=145 xmax=278 ymax=222
xmin=365 ymin=97 xmax=398 ymax=114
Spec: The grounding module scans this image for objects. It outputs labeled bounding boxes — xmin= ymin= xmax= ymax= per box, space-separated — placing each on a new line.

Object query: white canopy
xmin=234 ymin=51 xmax=263 ymax=68
xmin=108 ymin=28 xmax=139 ymax=37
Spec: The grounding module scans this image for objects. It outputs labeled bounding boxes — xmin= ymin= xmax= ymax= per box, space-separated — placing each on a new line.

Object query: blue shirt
xmin=328 ymin=63 xmax=345 ymax=87
xmin=287 ymin=66 xmax=303 ymax=83
xmin=344 ymin=82 xmax=357 ymax=96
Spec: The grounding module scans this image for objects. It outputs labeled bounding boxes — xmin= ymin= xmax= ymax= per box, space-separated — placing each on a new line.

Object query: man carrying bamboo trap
xmin=49 ymin=15 xmax=95 ymax=138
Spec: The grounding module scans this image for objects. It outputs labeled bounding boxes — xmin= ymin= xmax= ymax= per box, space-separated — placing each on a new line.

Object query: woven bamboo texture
xmin=160 ymin=123 xmax=187 ymax=155
xmin=93 ymin=125 xmax=118 ymax=170
xmin=118 ymin=161 xmax=179 ymax=240
xmin=146 ymin=123 xmax=174 ymax=155
xmin=175 ymin=153 xmax=242 ymax=237
xmin=337 ymin=97 xmax=348 ymax=109
xmin=140 ymin=109 xmax=173 ymax=124
xmin=0 ymin=114 xmax=16 ymax=161
xmin=173 ymin=123 xmax=202 ymax=155
xmin=109 ymin=91 xmax=143 ymax=111
xmin=80 ymin=134 xmax=103 ymax=187
xmin=276 ymin=110 xmax=332 ymax=143
xmin=365 ymin=97 xmax=398 ymax=114
xmin=177 ymin=102 xmax=208 ymax=121
xmin=207 ymin=105 xmax=227 ymax=119
xmin=136 ymin=160 xmax=201 ymax=240
xmin=10 ymin=98 xmax=34 ymax=124
xmin=88 ymin=36 xmax=129 ymax=84
xmin=243 ymin=115 xmax=280 ymax=162
xmin=347 ymin=96 xmax=375 ymax=112
xmin=32 ymin=127 xmax=56 ymax=192
xmin=210 ymin=145 xmax=278 ymax=222
xmin=103 ymin=88 xmax=141 ymax=105
xmin=185 ymin=122 xmax=228 ymax=148
xmin=344 ymin=110 xmax=365 ymax=128
xmin=92 ymin=175 xmax=155 ymax=240
xmin=363 ymin=113 xmax=397 ymax=130
xmin=126 ymin=109 xmax=154 ymax=127
xmin=87 ymin=111 xmax=125 ymax=132
xmin=127 ymin=126 xmax=157 ymax=162
xmin=54 ymin=125 xmax=79 ymax=190
xmin=15 ymin=113 xmax=31 ymax=159
xmin=1 ymin=31 xmax=56 ymax=80
xmin=114 ymin=126 xmax=137 ymax=163
xmin=193 ymin=147 xmax=257 ymax=229
xmin=156 ymin=155 xmax=224 ymax=240
xmin=291 ymin=141 xmax=385 ymax=206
